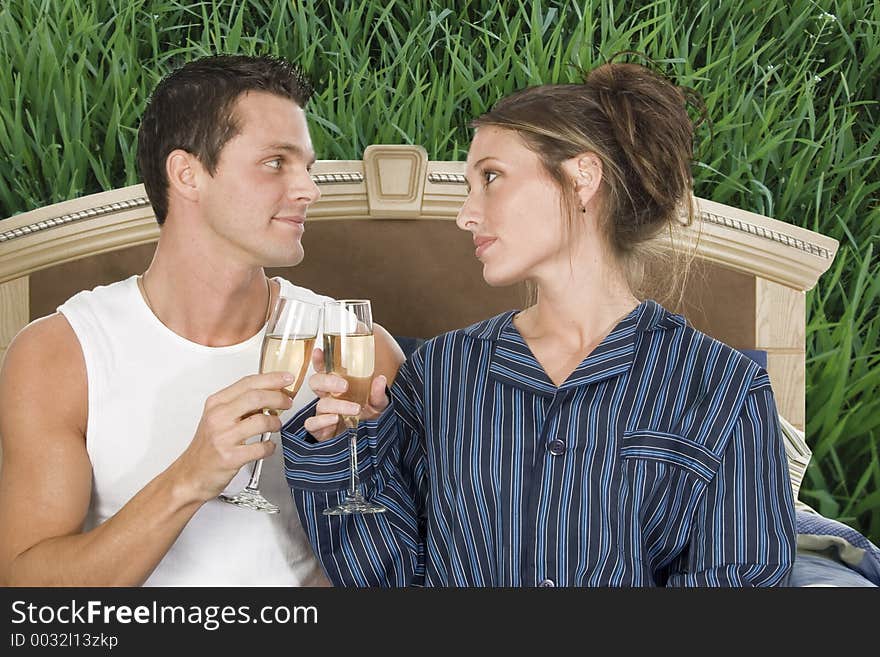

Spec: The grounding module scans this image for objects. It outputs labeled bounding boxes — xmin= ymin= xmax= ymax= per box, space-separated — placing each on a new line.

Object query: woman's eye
xmin=483 ymin=171 xmax=497 ymax=185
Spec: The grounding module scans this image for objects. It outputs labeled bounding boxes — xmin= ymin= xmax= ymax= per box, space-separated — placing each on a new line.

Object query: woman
xmin=281 ymin=62 xmax=796 ymax=586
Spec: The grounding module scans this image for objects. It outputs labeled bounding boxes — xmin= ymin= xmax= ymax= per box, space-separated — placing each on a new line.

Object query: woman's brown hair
xmin=471 ymin=61 xmax=704 ymax=307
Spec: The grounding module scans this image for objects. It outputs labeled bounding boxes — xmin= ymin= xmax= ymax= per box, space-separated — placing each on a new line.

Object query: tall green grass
xmin=1 ymin=0 xmax=878 ymax=541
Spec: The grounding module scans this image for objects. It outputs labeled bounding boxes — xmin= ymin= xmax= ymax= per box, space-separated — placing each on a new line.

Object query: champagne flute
xmin=322 ymin=299 xmax=387 ymax=515
xmin=220 ymin=296 xmax=322 ymax=513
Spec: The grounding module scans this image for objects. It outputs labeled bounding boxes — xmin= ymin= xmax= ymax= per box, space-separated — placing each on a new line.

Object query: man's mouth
xmin=272 ymin=215 xmax=306 ymax=229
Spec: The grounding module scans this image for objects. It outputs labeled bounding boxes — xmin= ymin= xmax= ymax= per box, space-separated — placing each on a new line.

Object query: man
xmin=0 ymin=55 xmax=404 ymax=586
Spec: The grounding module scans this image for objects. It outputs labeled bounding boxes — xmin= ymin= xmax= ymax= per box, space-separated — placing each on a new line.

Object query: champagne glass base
xmin=219 ymin=488 xmax=280 ymax=514
xmin=323 ymin=493 xmax=387 ymax=515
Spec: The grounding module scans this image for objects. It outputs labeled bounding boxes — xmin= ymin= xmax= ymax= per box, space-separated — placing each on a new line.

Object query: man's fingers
xmin=208 ymin=371 xmax=295 ymax=407
xmin=236 ymin=410 xmax=283 ymax=439
xmin=222 ymin=389 xmax=292 ymax=423
xmin=239 ymin=438 xmax=276 ymax=463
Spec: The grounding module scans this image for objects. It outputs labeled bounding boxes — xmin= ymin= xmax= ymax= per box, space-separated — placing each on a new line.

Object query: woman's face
xmin=456 ymin=126 xmax=575 ymax=288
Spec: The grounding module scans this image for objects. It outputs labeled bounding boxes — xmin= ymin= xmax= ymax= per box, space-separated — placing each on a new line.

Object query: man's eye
xmin=265 ymin=159 xmax=282 ymax=170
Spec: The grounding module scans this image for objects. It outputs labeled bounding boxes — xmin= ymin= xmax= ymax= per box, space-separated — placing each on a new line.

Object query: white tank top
xmin=58 ymin=275 xmax=330 ymax=586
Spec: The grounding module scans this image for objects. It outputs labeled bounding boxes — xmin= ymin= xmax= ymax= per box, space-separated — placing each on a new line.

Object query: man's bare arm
xmin=0 ymin=313 xmax=291 ymax=586
xmin=373 ymin=322 xmax=406 ymax=385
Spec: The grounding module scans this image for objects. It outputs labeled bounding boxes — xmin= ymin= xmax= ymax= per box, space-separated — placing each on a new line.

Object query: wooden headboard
xmin=0 ymin=145 xmax=839 ymax=432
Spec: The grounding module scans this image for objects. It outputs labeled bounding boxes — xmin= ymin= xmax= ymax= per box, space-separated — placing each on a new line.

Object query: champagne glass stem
xmin=244 ymin=426 xmax=272 ymax=491
xmin=347 ymin=420 xmax=360 ymax=498
xmin=322 ymin=416 xmax=385 ymax=515
xmin=218 ymin=416 xmax=278 ymax=513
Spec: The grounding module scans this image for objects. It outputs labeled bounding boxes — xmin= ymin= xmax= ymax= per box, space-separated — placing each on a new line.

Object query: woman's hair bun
xmin=585 ymin=62 xmax=696 ymax=242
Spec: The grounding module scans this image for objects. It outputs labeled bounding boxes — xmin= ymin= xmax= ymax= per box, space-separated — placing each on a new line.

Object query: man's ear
xmin=165 ymin=149 xmax=201 ymax=204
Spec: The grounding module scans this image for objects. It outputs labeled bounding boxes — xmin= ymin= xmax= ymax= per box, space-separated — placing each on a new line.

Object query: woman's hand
xmin=303 ymin=347 xmax=390 ymax=442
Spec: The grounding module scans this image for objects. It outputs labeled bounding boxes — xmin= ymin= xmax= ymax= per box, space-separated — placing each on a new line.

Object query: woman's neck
xmin=515 ymin=260 xmax=639 ymax=352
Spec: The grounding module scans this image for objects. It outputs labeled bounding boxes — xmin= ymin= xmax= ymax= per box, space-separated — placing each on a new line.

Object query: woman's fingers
xmin=304 ymin=373 xmax=389 ymax=441
xmin=304 ymin=412 xmax=341 ymax=439
xmin=308 ymin=371 xmax=348 ymax=397
xmin=311 ymin=347 xmax=324 ymax=371
xmin=315 ymin=396 xmax=360 ymax=417
xmin=367 ymin=375 xmax=389 ymax=412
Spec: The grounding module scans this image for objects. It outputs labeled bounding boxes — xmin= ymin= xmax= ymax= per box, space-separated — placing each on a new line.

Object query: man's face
xmin=196 ymin=90 xmax=320 ymax=268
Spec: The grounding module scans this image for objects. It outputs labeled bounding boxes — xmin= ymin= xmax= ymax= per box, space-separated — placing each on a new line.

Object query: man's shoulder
xmin=0 ymin=312 xmax=88 ymax=470
xmin=1 ymin=313 xmax=83 ymax=380
xmin=60 ymin=276 xmax=135 ymax=307
xmin=9 ymin=312 xmax=77 ymax=347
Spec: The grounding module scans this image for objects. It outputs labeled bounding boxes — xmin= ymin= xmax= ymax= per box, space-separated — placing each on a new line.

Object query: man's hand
xmin=171 ymin=372 xmax=296 ymax=501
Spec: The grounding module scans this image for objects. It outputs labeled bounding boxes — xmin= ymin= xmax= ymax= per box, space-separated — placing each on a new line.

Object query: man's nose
xmin=289 ymin=170 xmax=321 ymax=204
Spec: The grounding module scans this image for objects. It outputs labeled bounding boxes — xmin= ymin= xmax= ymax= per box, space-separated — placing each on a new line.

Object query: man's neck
xmin=139 ymin=239 xmax=274 ymax=348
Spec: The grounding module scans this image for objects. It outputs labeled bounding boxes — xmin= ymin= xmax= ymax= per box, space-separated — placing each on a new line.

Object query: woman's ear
xmin=565 ymin=152 xmax=603 ymax=212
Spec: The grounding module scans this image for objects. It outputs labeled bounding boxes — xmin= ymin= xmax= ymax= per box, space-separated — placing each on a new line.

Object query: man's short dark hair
xmin=137 ymin=54 xmax=314 ymax=224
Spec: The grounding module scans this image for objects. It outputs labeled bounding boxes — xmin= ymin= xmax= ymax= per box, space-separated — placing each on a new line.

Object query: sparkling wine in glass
xmin=220 ymin=295 xmax=322 ymax=513
xmin=322 ymin=299 xmax=387 ymax=515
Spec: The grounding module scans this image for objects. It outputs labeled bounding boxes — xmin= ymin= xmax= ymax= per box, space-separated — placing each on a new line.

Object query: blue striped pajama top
xmin=281 ymin=300 xmax=796 ymax=587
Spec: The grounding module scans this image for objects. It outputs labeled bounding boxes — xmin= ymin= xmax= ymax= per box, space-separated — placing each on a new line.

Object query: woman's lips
xmin=474 ymin=236 xmax=497 ymax=258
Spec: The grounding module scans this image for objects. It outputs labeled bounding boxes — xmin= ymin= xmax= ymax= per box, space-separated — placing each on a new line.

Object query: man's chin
xmin=264 ymin=247 xmax=305 ymax=269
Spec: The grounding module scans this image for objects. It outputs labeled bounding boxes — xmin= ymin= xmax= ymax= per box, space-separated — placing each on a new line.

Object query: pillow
xmin=777 ymin=414 xmax=811 ymax=502
xmin=791 ymin=510 xmax=880 ymax=587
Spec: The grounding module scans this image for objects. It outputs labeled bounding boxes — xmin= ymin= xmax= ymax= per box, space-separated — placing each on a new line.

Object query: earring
xmin=578 ymin=172 xmax=590 ymax=213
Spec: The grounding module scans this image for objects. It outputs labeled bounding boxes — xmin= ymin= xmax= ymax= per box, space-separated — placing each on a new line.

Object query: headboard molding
xmin=0 ymin=145 xmax=839 ymax=430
